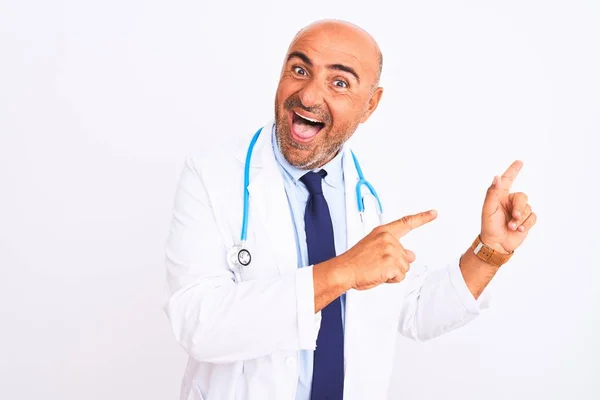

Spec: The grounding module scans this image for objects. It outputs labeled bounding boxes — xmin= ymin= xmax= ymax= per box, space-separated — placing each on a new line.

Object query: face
xmin=274 ymin=25 xmax=383 ymax=169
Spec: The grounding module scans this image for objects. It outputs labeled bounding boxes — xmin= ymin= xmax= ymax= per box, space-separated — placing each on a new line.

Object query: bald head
xmin=290 ymin=20 xmax=383 ymax=87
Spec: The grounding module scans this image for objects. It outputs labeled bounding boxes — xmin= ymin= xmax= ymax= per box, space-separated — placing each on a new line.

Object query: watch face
xmin=238 ymin=249 xmax=251 ymax=266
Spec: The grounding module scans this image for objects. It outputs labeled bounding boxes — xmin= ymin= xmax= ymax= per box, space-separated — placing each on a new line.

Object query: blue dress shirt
xmin=271 ymin=127 xmax=347 ymax=400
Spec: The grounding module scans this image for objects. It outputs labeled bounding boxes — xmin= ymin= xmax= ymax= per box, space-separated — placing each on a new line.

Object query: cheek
xmin=329 ymin=105 xmax=354 ymax=128
xmin=276 ymin=78 xmax=298 ymax=102
xmin=331 ymin=96 xmax=366 ymax=122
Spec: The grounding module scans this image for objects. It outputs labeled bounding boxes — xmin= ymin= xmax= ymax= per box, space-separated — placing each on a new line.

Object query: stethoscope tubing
xmin=234 ymin=126 xmax=383 ymax=268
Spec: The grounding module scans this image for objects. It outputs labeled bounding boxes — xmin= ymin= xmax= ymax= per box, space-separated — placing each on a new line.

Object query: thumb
xmin=405 ymin=249 xmax=416 ymax=263
xmin=482 ymin=176 xmax=502 ymax=216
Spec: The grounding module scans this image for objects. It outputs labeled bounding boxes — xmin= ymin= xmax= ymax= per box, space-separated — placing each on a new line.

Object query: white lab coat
xmin=164 ymin=121 xmax=489 ymax=400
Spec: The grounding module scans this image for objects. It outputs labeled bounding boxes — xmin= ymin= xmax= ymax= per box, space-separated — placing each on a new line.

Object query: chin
xmin=276 ymin=130 xmax=313 ymax=169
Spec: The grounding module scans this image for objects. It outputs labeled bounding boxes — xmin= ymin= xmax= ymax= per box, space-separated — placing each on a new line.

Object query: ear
xmin=360 ymin=86 xmax=384 ymax=123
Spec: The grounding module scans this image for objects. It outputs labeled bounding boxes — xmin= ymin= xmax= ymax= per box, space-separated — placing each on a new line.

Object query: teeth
xmin=295 ymin=111 xmax=322 ymax=124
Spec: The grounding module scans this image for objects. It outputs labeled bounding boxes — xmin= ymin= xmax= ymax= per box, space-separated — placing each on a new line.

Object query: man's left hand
xmin=480 ymin=160 xmax=537 ymax=254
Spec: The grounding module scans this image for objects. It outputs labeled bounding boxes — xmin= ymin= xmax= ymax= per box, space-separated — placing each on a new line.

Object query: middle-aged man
xmin=164 ymin=19 xmax=537 ymax=400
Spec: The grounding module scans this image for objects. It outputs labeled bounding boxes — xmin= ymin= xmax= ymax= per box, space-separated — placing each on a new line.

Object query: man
xmin=164 ymin=19 xmax=536 ymax=400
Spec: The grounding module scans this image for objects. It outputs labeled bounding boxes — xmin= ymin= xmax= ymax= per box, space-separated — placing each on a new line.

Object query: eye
xmin=333 ymin=79 xmax=348 ymax=88
xmin=293 ymin=66 xmax=307 ymax=76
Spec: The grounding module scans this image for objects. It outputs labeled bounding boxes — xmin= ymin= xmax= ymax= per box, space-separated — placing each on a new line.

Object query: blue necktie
xmin=300 ymin=170 xmax=344 ymax=400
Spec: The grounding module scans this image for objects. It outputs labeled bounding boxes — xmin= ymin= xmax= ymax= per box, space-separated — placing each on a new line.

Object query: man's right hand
xmin=313 ymin=210 xmax=438 ymax=312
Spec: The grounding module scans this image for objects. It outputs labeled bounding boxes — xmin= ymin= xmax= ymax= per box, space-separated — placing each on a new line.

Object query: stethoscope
xmin=227 ymin=126 xmax=383 ymax=270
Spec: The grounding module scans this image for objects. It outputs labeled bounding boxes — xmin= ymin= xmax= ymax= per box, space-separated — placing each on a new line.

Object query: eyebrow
xmin=287 ymin=51 xmax=361 ymax=84
xmin=288 ymin=51 xmax=313 ymax=67
xmin=328 ymin=63 xmax=360 ymax=84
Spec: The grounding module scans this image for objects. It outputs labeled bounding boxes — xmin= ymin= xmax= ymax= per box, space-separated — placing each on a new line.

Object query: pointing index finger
xmin=383 ymin=210 xmax=438 ymax=239
xmin=501 ymin=160 xmax=523 ymax=187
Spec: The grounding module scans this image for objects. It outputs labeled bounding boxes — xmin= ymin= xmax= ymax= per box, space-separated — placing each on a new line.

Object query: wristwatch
xmin=471 ymin=235 xmax=514 ymax=267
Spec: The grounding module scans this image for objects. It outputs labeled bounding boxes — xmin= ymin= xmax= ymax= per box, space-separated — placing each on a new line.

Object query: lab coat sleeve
xmin=163 ymin=156 xmax=318 ymax=363
xmin=397 ymin=258 xmax=491 ymax=341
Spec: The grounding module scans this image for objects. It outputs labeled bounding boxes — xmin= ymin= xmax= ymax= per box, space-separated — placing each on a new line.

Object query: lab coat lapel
xmin=244 ymin=122 xmax=298 ymax=275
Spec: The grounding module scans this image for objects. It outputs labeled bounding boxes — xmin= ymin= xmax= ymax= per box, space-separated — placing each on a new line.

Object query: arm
xmin=459 ymin=244 xmax=502 ymax=299
xmin=461 ymin=165 xmax=537 ymax=299
xmin=165 ymin=157 xmax=431 ymax=361
xmin=164 ymin=157 xmax=319 ymax=363
xmin=397 ymin=258 xmax=490 ymax=341
xmin=313 ymin=259 xmax=349 ymax=313
xmin=398 ymin=161 xmax=537 ymax=340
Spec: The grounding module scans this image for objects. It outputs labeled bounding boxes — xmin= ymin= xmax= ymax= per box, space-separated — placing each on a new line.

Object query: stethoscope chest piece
xmin=237 ymin=248 xmax=251 ymax=266
xmin=228 ymin=244 xmax=251 ymax=269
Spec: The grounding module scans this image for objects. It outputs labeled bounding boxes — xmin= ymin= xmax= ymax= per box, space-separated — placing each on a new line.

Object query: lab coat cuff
xmin=296 ymin=266 xmax=318 ymax=350
xmin=448 ymin=257 xmax=491 ymax=314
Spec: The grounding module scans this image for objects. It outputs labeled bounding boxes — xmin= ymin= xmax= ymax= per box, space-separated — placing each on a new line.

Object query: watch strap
xmin=471 ymin=235 xmax=513 ymax=267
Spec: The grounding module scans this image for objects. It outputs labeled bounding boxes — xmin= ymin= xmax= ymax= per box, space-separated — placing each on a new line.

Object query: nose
xmin=297 ymin=79 xmax=324 ymax=109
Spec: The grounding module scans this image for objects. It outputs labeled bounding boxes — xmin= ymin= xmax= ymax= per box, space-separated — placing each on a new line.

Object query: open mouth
xmin=290 ymin=111 xmax=326 ymax=142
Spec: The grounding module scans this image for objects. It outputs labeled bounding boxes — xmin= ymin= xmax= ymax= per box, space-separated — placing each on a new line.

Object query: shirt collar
xmin=271 ymin=124 xmax=344 ymax=189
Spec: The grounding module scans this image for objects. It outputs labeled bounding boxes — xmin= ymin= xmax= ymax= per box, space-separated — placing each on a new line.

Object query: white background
xmin=1 ymin=0 xmax=599 ymax=399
